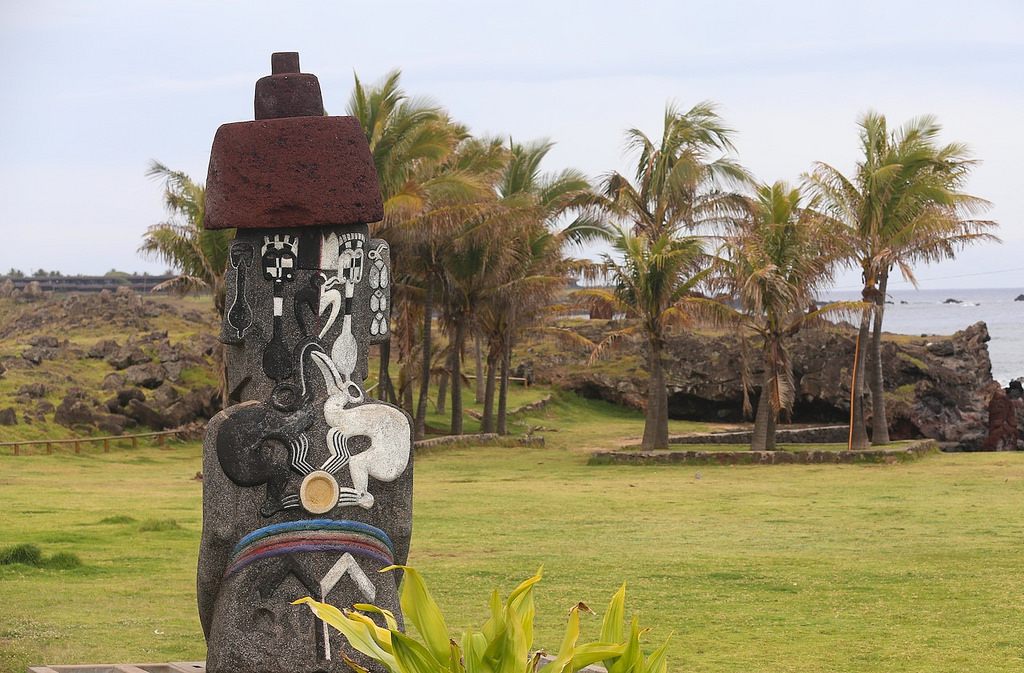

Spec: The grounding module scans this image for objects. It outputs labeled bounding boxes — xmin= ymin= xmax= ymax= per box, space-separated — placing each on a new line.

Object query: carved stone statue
xmin=196 ymin=53 xmax=412 ymax=672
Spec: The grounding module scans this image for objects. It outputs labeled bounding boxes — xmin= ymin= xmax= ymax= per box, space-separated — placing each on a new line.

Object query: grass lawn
xmin=1 ymin=393 xmax=1022 ymax=672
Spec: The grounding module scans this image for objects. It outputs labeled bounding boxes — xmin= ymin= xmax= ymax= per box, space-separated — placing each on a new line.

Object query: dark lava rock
xmin=95 ymin=413 xmax=130 ymax=436
xmin=17 ymin=382 xmax=48 ymax=398
xmin=0 ymin=407 xmax=17 ymax=425
xmin=54 ymin=388 xmax=98 ymax=428
xmin=88 ymin=339 xmax=120 ymax=359
xmin=106 ymin=345 xmax=150 ymax=370
xmin=28 ymin=335 xmax=59 ymax=348
xmin=21 ymin=346 xmax=57 ymax=364
xmin=123 ymin=362 xmax=166 ymax=389
xmin=537 ymin=320 xmax=996 ymax=444
xmin=101 ymin=372 xmax=125 ymax=390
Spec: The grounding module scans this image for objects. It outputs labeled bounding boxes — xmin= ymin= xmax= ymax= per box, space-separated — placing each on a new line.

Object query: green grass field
xmin=2 ymin=393 xmax=1023 ymax=672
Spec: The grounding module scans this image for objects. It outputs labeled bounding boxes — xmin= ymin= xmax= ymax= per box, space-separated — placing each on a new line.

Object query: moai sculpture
xmin=197 ymin=53 xmax=413 ymax=672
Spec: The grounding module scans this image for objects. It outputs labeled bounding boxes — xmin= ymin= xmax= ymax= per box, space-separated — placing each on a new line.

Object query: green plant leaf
xmin=447 ymin=636 xmax=466 ymax=673
xmin=482 ymin=588 xmax=504 ymax=642
xmin=600 ymin=583 xmax=626 ymax=669
xmin=461 ymin=629 xmax=492 ymax=673
xmin=572 ymin=642 xmax=627 ymax=670
xmin=386 ymin=565 xmax=452 ymax=665
xmin=393 ymin=630 xmax=448 ymax=673
xmin=606 ymin=617 xmax=641 ymax=673
xmin=292 ymin=597 xmax=399 ymax=673
xmin=347 ymin=609 xmax=395 ymax=653
xmin=354 ymin=602 xmax=401 ymax=633
xmin=506 ymin=567 xmax=542 ymax=650
xmin=639 ymin=634 xmax=672 ymax=673
xmin=545 ymin=602 xmax=591 ymax=673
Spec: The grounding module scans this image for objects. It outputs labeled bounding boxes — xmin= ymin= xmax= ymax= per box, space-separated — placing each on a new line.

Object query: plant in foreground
xmin=294 ymin=566 xmax=671 ymax=673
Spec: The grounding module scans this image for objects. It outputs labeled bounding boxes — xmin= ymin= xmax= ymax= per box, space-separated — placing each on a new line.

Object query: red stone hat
xmin=204 ymin=52 xmax=384 ymax=230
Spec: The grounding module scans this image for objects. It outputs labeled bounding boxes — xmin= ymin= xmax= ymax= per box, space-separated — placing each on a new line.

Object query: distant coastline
xmin=821 ymin=287 xmax=1024 ymax=385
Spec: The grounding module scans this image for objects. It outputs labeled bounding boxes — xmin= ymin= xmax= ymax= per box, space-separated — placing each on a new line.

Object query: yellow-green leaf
xmin=606 ymin=617 xmax=641 ymax=673
xmin=600 ymin=583 xmax=626 ymax=670
xmin=387 ymin=566 xmax=452 ymax=665
xmin=640 ymin=635 xmax=672 ymax=673
xmin=572 ymin=642 xmax=627 ymax=671
xmin=462 ymin=629 xmax=492 ymax=673
xmin=506 ymin=568 xmax=542 ymax=650
xmin=481 ymin=588 xmax=504 ymax=642
xmin=354 ymin=603 xmax=401 ymax=632
xmin=347 ymin=609 xmax=394 ymax=652
xmin=600 ymin=583 xmax=626 ymax=645
xmin=392 ymin=630 xmax=448 ymax=673
xmin=293 ymin=597 xmax=399 ymax=673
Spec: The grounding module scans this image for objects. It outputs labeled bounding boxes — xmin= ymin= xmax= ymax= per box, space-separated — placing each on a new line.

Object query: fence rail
xmin=0 ymin=429 xmax=185 ymax=456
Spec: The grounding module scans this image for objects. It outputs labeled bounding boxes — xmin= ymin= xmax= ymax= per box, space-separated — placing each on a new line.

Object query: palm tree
xmin=577 ymin=230 xmax=710 ymax=450
xmin=598 ymin=101 xmax=750 ymax=239
xmin=139 ymin=160 xmax=234 ymax=408
xmin=346 ymin=70 xmax=473 ymax=408
xmin=476 ymin=139 xmax=603 ymax=433
xmin=717 ymin=181 xmax=850 ymax=450
xmin=139 ymin=161 xmax=233 ymax=317
xmin=807 ymin=112 xmax=997 ymax=448
xmin=399 ymin=136 xmax=508 ymax=438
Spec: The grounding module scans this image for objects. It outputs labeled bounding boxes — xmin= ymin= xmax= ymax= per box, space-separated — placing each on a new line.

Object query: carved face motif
xmin=261 ymin=235 xmax=299 ymax=283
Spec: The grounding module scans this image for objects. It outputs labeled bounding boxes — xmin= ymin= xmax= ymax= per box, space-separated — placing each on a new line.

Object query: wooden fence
xmin=0 ymin=429 xmax=185 ymax=456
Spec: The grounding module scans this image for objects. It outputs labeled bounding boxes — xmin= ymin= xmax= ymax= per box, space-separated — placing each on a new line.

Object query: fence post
xmin=75 ymin=440 xmax=81 ymax=454
xmin=13 ymin=444 xmax=18 ymax=456
xmin=46 ymin=442 xmax=52 ymax=455
xmin=104 ymin=438 xmax=110 ymax=453
xmin=132 ymin=436 xmax=138 ymax=449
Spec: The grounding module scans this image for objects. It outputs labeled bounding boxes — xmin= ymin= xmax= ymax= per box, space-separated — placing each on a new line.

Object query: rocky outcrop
xmin=527 ymin=320 xmax=996 ymax=447
xmin=2 ymin=288 xmax=223 ymax=434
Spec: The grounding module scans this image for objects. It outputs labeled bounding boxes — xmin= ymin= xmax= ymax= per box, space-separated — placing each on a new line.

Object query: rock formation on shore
xmin=0 ymin=288 xmax=220 ymax=436
xmin=0 ymin=286 xmax=1005 ymax=449
xmin=524 ymin=320 xmax=998 ymax=449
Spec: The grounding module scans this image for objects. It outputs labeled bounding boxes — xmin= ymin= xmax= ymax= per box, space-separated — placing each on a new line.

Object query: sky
xmin=1 ymin=0 xmax=1022 ymax=292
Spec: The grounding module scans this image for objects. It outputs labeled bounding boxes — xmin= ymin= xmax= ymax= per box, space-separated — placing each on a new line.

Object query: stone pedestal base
xmin=28 ymin=663 xmax=205 ymax=673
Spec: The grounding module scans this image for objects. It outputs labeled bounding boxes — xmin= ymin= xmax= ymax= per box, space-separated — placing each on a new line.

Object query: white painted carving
xmin=318 ymin=231 xmax=366 ymax=404
xmin=310 ymin=350 xmax=411 ymax=510
xmin=367 ymin=242 xmax=390 ymax=337
xmin=319 ymin=552 xmax=376 ymax=660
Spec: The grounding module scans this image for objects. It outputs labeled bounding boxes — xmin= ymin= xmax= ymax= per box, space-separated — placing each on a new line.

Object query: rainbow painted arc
xmin=224 ymin=519 xmax=394 ymax=578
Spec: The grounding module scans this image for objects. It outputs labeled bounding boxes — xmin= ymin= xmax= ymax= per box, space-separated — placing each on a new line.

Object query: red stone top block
xmin=204 ymin=53 xmax=384 ymax=230
xmin=255 ymin=52 xmax=324 ymax=120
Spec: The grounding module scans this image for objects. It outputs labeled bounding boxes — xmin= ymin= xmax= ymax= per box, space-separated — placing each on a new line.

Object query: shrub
xmin=44 ymin=551 xmax=83 ymax=569
xmin=294 ymin=566 xmax=671 ymax=673
xmin=0 ymin=543 xmax=82 ymax=569
xmin=0 ymin=543 xmax=43 ymax=566
xmin=138 ymin=518 xmax=181 ymax=532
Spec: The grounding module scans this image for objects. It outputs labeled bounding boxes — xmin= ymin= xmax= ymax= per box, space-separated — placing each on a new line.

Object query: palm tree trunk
xmin=849 ymin=302 xmax=872 ymax=449
xmin=474 ymin=335 xmax=485 ymax=403
xmin=642 ymin=337 xmax=670 ymax=450
xmin=377 ymin=340 xmax=396 ymax=404
xmin=869 ymin=273 xmax=891 ymax=445
xmin=436 ymin=366 xmax=448 ymax=415
xmin=450 ymin=321 xmax=465 ymax=435
xmin=751 ymin=363 xmax=777 ymax=451
xmin=497 ymin=341 xmax=511 ymax=435
xmin=481 ymin=350 xmax=498 ymax=433
xmin=414 ymin=279 xmax=434 ymax=441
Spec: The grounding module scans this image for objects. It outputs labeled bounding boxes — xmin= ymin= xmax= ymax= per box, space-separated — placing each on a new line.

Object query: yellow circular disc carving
xmin=300 ymin=470 xmax=340 ymax=514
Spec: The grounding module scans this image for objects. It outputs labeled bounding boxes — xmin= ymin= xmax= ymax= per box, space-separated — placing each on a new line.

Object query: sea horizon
xmin=820 ymin=287 xmax=1024 ymax=385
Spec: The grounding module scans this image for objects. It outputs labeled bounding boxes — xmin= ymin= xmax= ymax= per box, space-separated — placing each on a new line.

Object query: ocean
xmin=820 ymin=287 xmax=1024 ymax=386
